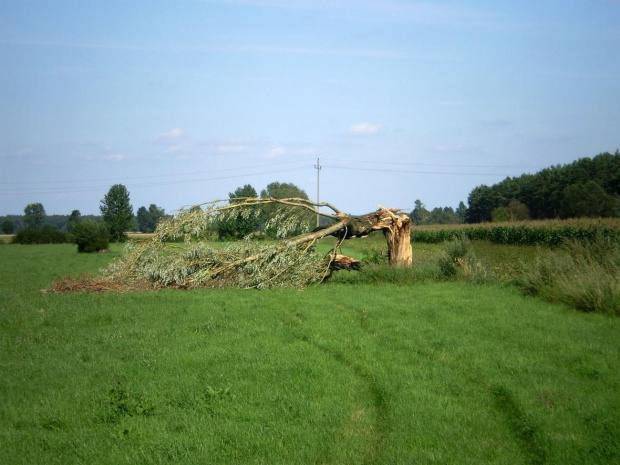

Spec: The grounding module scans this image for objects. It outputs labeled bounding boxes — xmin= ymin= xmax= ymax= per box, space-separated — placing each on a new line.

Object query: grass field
xmin=1 ymin=243 xmax=620 ymax=464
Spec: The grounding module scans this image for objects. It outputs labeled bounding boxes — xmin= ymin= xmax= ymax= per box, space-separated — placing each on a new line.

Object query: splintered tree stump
xmin=382 ymin=214 xmax=412 ymax=267
xmin=357 ymin=207 xmax=413 ymax=267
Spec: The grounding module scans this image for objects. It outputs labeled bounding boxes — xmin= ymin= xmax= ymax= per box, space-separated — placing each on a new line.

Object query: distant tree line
xmin=409 ymin=200 xmax=468 ymax=226
xmin=466 ymin=151 xmax=620 ymax=223
xmin=4 ymin=151 xmax=618 ymax=238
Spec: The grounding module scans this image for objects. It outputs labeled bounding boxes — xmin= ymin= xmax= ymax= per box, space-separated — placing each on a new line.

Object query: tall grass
xmin=517 ymin=235 xmax=620 ymax=315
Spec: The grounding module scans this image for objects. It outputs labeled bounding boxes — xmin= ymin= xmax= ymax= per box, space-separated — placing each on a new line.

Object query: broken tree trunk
xmin=324 ymin=207 xmax=413 ymax=267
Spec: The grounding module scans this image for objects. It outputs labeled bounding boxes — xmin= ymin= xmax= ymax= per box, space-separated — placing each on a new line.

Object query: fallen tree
xmin=47 ymin=198 xmax=412 ymax=291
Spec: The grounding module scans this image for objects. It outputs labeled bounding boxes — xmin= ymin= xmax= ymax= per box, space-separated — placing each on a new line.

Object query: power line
xmin=321 ymin=157 xmax=543 ymax=170
xmin=322 ymin=165 xmax=516 ymax=177
xmin=0 ymin=159 xmax=308 ymax=186
xmin=0 ymin=166 xmax=312 ymax=196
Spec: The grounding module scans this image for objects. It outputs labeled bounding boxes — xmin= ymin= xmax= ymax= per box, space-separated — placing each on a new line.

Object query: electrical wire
xmin=0 ymin=165 xmax=312 ymax=196
xmin=322 ymin=165 xmax=515 ymax=177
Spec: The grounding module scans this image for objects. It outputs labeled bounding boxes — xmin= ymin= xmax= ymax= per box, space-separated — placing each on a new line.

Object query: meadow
xmin=1 ymin=240 xmax=620 ymax=464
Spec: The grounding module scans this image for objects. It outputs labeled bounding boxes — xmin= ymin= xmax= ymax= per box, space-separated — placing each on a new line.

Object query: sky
xmin=1 ymin=0 xmax=619 ymax=216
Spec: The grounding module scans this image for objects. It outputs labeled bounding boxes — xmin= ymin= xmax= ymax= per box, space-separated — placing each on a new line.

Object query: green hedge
xmin=411 ymin=225 xmax=620 ymax=246
xmin=11 ymin=228 xmax=71 ymax=245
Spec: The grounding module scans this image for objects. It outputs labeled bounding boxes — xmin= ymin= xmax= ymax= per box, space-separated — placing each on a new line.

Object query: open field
xmin=1 ymin=243 xmax=620 ymax=464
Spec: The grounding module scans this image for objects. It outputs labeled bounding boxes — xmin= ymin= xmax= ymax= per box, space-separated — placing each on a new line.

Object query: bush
xmin=11 ymin=228 xmax=70 ymax=245
xmin=73 ymin=220 xmax=110 ymax=253
xmin=363 ymin=245 xmax=389 ymax=265
xmin=437 ymin=235 xmax=494 ymax=283
xmin=517 ymin=235 xmax=620 ymax=315
xmin=437 ymin=235 xmax=475 ymax=277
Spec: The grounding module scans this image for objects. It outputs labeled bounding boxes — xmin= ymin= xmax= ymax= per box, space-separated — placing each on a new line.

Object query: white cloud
xmin=264 ymin=147 xmax=287 ymax=158
xmin=348 ymin=122 xmax=383 ymax=136
xmin=262 ymin=146 xmax=317 ymax=159
xmin=154 ymin=128 xmax=188 ymax=143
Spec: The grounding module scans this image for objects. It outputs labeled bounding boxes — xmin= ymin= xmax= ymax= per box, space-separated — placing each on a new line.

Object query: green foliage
xmin=217 ymin=184 xmax=260 ymax=240
xmin=23 ymin=202 xmax=46 ymax=228
xmin=105 ymin=241 xmax=325 ymax=289
xmin=100 ymin=184 xmax=134 ymax=242
xmin=437 ymin=235 xmax=474 ymax=277
xmin=492 ymin=206 xmax=511 ymax=223
xmin=11 ymin=227 xmax=70 ymax=244
xmin=435 ymin=235 xmax=491 ymax=283
xmin=467 ymin=151 xmax=620 ymax=222
xmin=363 ymin=245 xmax=389 ymax=265
xmin=101 ymin=198 xmax=332 ymax=289
xmin=260 ymin=182 xmax=313 ymax=237
xmin=517 ymin=235 xmax=620 ymax=315
xmin=411 ymin=220 xmax=620 ymax=247
xmin=562 ymin=180 xmax=620 ymax=218
xmin=137 ymin=204 xmax=165 ymax=233
xmin=135 ymin=206 xmax=151 ymax=233
xmin=67 ymin=209 xmax=81 ymax=233
xmin=73 ymin=219 xmax=110 ymax=253
xmin=1 ymin=218 xmax=14 ymax=234
xmin=410 ymin=199 xmax=464 ymax=225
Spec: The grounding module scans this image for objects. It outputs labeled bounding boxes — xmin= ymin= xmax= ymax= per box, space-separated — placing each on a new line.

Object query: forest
xmin=466 ymin=151 xmax=620 ymax=223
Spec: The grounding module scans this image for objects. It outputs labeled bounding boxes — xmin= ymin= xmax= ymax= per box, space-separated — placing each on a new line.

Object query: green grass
xmin=1 ymin=244 xmax=620 ymax=464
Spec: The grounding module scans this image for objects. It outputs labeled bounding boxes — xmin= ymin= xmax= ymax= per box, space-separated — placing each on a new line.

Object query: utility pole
xmin=314 ymin=158 xmax=321 ymax=227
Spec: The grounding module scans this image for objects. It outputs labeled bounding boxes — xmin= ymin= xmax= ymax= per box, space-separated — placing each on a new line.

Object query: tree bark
xmin=382 ymin=215 xmax=412 ymax=267
xmin=362 ymin=208 xmax=412 ymax=267
xmin=325 ymin=207 xmax=413 ymax=267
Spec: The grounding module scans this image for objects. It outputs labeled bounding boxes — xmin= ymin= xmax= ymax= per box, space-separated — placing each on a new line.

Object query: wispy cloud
xmin=215 ymin=144 xmax=250 ymax=153
xmin=263 ymin=145 xmax=316 ymax=159
xmin=0 ymin=147 xmax=40 ymax=160
xmin=153 ymin=128 xmax=188 ymax=144
xmin=348 ymin=122 xmax=383 ymax=136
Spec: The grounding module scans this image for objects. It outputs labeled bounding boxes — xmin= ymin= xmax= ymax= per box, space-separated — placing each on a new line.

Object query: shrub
xmin=363 ymin=245 xmax=389 ymax=265
xmin=517 ymin=235 xmax=620 ymax=315
xmin=11 ymin=228 xmax=70 ymax=245
xmin=437 ymin=235 xmax=475 ymax=277
xmin=73 ymin=220 xmax=110 ymax=253
xmin=437 ymin=235 xmax=494 ymax=283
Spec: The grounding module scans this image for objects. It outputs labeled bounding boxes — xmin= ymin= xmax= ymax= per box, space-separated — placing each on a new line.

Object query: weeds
xmin=436 ymin=235 xmax=495 ymax=284
xmin=517 ymin=235 xmax=620 ymax=315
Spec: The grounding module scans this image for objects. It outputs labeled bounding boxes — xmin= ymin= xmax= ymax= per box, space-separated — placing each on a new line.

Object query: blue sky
xmin=1 ymin=0 xmax=619 ymax=216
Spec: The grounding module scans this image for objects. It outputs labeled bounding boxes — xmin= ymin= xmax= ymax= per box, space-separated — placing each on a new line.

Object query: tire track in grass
xmin=289 ymin=311 xmax=388 ymax=465
xmin=304 ymin=336 xmax=388 ymax=465
xmin=491 ymin=385 xmax=548 ymax=465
